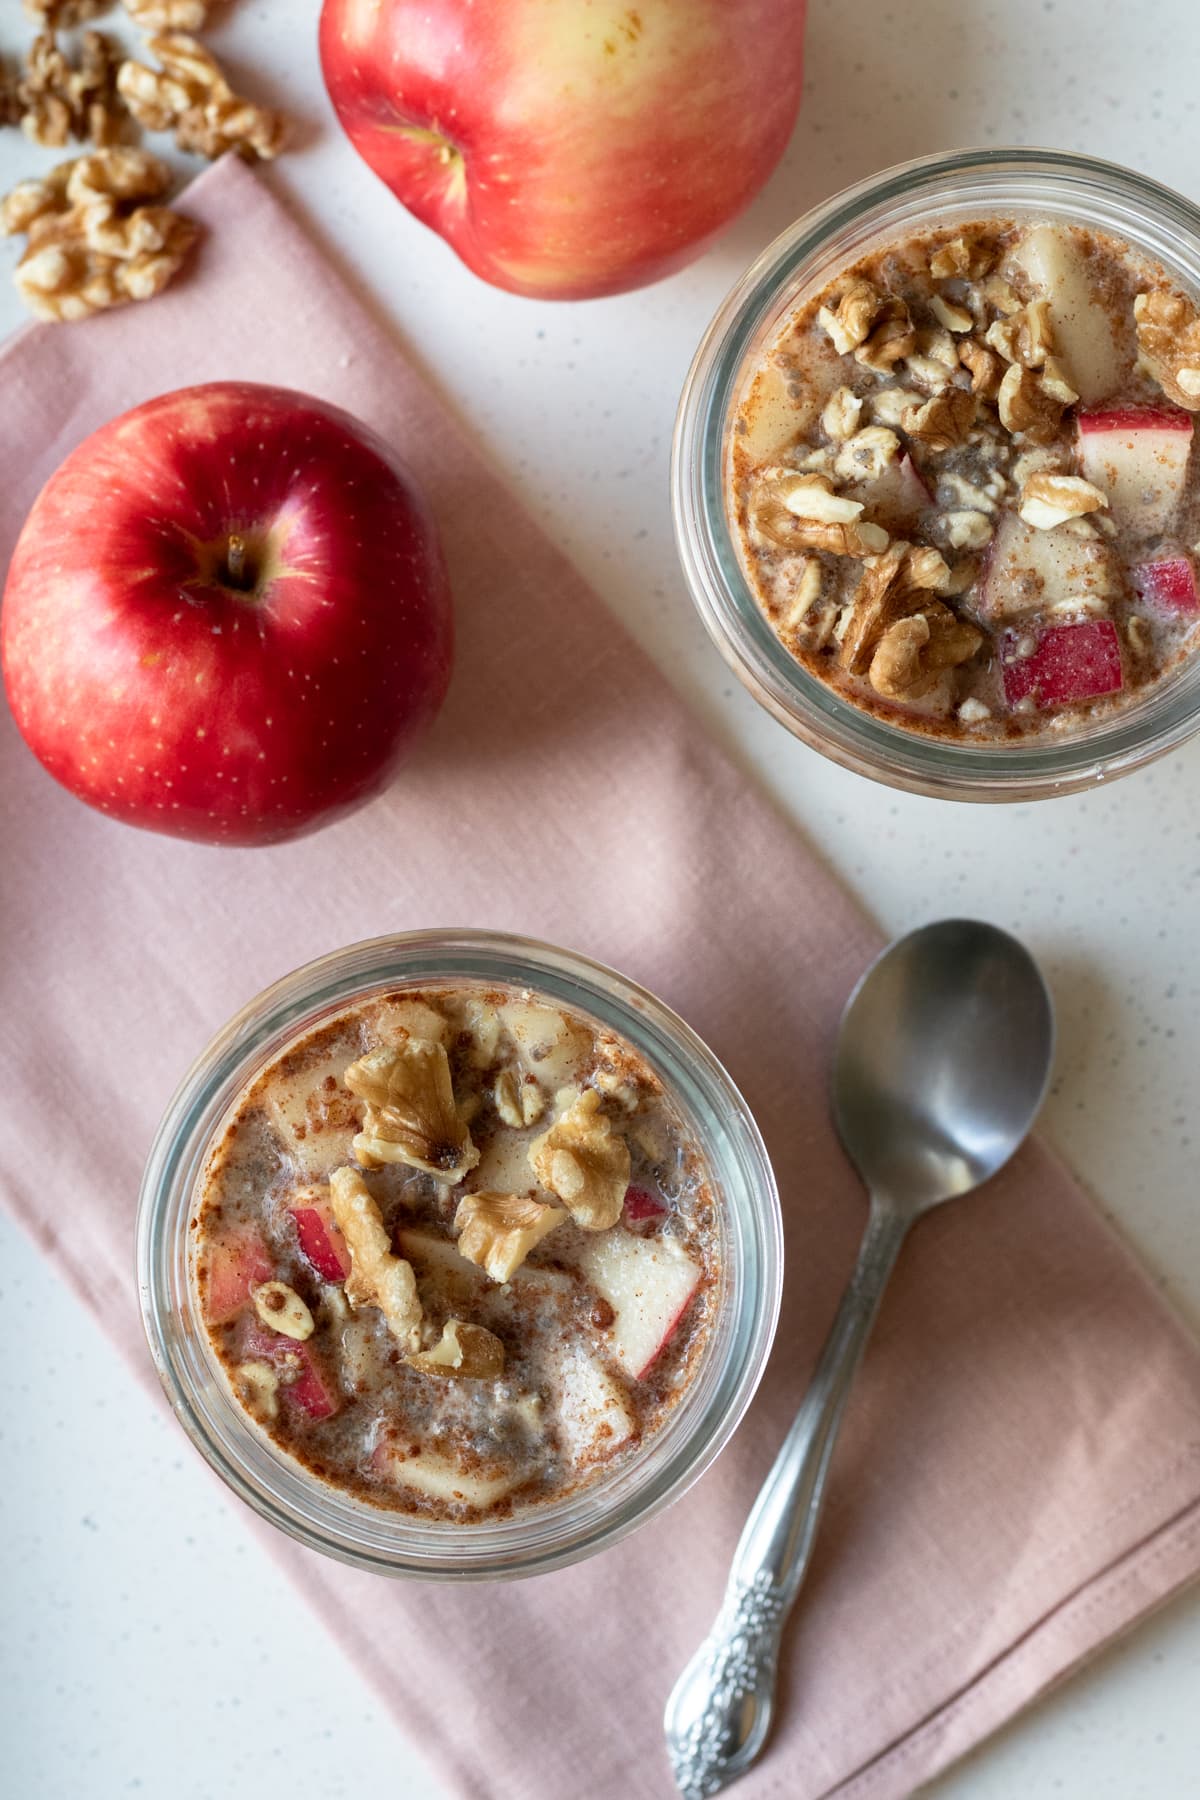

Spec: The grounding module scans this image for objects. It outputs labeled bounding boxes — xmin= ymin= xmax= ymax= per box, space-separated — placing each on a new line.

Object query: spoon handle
xmin=663 ymin=1199 xmax=909 ymax=1800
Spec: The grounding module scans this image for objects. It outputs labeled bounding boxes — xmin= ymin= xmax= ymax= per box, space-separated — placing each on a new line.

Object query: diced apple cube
xmin=1077 ymin=408 xmax=1193 ymax=536
xmin=290 ymin=1196 xmax=351 ymax=1283
xmin=1007 ymin=224 xmax=1124 ymax=404
xmin=243 ymin=1326 xmax=341 ymax=1420
xmin=624 ymin=1186 xmax=669 ymax=1222
xmin=204 ymin=1227 xmax=274 ymax=1324
xmin=373 ymin=1438 xmax=518 ymax=1509
xmin=264 ymin=1050 xmax=362 ymax=1179
xmin=575 ymin=1227 xmax=701 ymax=1380
xmin=556 ymin=1349 xmax=637 ymax=1464
xmin=499 ymin=1000 xmax=591 ymax=1088
xmin=1131 ymin=556 xmax=1200 ymax=616
xmin=1002 ymin=619 xmax=1123 ymax=708
xmin=979 ymin=511 xmax=1116 ymax=622
xmin=736 ymin=361 xmax=815 ymax=465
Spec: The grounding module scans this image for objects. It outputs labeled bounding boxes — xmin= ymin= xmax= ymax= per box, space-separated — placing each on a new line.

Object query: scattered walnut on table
xmin=123 ymin=0 xmax=211 ymax=27
xmin=16 ymin=30 xmax=128 ymax=149
xmin=1 ymin=145 xmax=197 ymax=320
xmin=23 ymin=0 xmax=113 ymax=26
xmin=118 ymin=32 xmax=287 ymax=161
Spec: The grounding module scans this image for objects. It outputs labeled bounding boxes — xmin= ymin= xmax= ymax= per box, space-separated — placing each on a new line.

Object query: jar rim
xmin=673 ymin=146 xmax=1200 ymax=801
xmin=137 ymin=928 xmax=783 ymax=1580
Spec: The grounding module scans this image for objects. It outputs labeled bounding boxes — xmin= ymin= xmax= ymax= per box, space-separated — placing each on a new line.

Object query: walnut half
xmin=529 ymin=1089 xmax=630 ymax=1231
xmin=345 ymin=1038 xmax=480 ymax=1181
xmin=329 ymin=1167 xmax=423 ymax=1351
xmin=453 ymin=1192 xmax=565 ymax=1283
xmin=868 ymin=602 xmax=982 ymax=703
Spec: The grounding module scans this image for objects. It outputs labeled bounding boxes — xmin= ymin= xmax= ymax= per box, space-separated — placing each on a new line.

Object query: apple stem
xmin=225 ymin=534 xmax=248 ymax=587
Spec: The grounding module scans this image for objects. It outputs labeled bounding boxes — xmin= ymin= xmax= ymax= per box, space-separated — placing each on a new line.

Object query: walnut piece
xmin=235 ymin=1360 xmax=279 ymax=1424
xmin=345 ymin=1038 xmax=480 ymax=1181
xmin=1018 ymin=472 xmax=1108 ymax=531
xmin=23 ymin=0 xmax=112 ymax=26
xmin=251 ymin=1281 xmax=315 ymax=1343
xmin=817 ymin=278 xmax=882 ymax=354
xmin=118 ymin=32 xmax=287 ymax=161
xmin=1134 ymin=290 xmax=1200 ymax=410
xmin=821 ymin=385 xmax=863 ymax=442
xmin=929 ymin=294 xmax=974 ymax=334
xmin=493 ymin=1068 xmax=545 ymax=1129
xmin=958 ymin=337 xmax=1003 ymax=399
xmin=329 ymin=1167 xmax=423 ymax=1350
xmin=454 ymin=1192 xmax=565 ymax=1283
xmin=2 ymin=147 xmax=196 ymax=321
xmin=868 ymin=602 xmax=982 ymax=702
xmin=750 ymin=471 xmax=889 ymax=558
xmin=124 ymin=0 xmax=211 ymax=26
xmin=929 ymin=234 xmax=995 ymax=281
xmin=854 ymin=297 xmax=918 ymax=373
xmin=408 ymin=1318 xmax=506 ymax=1381
xmin=17 ymin=30 xmax=127 ymax=150
xmin=529 ymin=1089 xmax=630 ymax=1231
xmin=839 ymin=541 xmax=952 ymax=675
xmin=996 ymin=363 xmax=1069 ymax=444
xmin=902 ymin=387 xmax=977 ymax=452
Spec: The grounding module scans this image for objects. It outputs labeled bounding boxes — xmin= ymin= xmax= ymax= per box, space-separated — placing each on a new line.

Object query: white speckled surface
xmin=1 ymin=2 xmax=1198 ymax=1795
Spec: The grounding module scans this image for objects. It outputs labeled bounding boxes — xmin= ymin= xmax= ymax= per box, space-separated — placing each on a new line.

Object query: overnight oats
xmin=732 ymin=221 xmax=1199 ymax=737
xmin=675 ymin=151 xmax=1200 ymax=797
xmin=195 ymin=987 xmax=718 ymax=1519
xmin=140 ymin=933 xmax=781 ymax=1577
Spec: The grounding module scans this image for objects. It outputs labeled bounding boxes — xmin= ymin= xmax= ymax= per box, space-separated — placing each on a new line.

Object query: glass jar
xmin=137 ymin=930 xmax=782 ymax=1580
xmin=673 ymin=148 xmax=1200 ymax=800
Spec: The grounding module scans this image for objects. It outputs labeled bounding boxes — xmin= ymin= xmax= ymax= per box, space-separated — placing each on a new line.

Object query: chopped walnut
xmin=817 ymin=278 xmax=881 ymax=354
xmin=779 ymin=557 xmax=824 ymax=629
xmin=902 ymin=388 xmax=977 ymax=452
xmin=493 ymin=1068 xmax=545 ymax=1129
xmin=986 ymin=300 xmax=1055 ymax=372
xmin=2 ymin=147 xmax=196 ymax=321
xmin=839 ymin=541 xmax=955 ymax=674
xmin=941 ymin=509 xmax=994 ymax=551
xmin=833 ymin=425 xmax=900 ymax=483
xmin=124 ymin=0 xmax=211 ymax=26
xmin=235 ymin=1360 xmax=279 ymax=1425
xmin=23 ymin=0 xmax=112 ymax=25
xmin=18 ymin=35 xmax=74 ymax=148
xmin=929 ymin=234 xmax=995 ymax=281
xmin=1133 ymin=290 xmax=1200 ymax=410
xmin=251 ymin=1281 xmax=315 ymax=1343
xmin=118 ymin=32 xmax=287 ymax=161
xmin=821 ymin=385 xmax=863 ymax=442
xmin=958 ymin=337 xmax=1004 ymax=399
xmin=871 ymin=386 xmax=925 ymax=429
xmin=868 ymin=602 xmax=982 ymax=702
xmin=529 ymin=1088 xmax=630 ymax=1231
xmin=345 ymin=1038 xmax=480 ymax=1181
xmin=854 ymin=297 xmax=918 ymax=373
xmin=1018 ymin=472 xmax=1108 ymax=531
xmin=454 ymin=1192 xmax=565 ymax=1283
xmin=17 ymin=29 xmax=129 ymax=150
xmin=328 ymin=1167 xmax=423 ymax=1350
xmin=930 ymin=294 xmax=974 ymax=334
xmin=1 ymin=58 xmax=26 ymax=130
xmin=750 ymin=469 xmax=889 ymax=557
xmin=408 ymin=1318 xmax=506 ymax=1381
xmin=996 ymin=363 xmax=1068 ymax=444
xmin=1126 ymin=615 xmax=1149 ymax=656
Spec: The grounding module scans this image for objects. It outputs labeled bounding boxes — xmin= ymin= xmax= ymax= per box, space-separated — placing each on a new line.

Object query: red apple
xmin=318 ymin=0 xmax=807 ymax=300
xmin=1077 ymin=407 xmax=1193 ymax=536
xmin=1 ymin=382 xmax=453 ymax=846
xmin=1001 ymin=619 xmax=1124 ymax=709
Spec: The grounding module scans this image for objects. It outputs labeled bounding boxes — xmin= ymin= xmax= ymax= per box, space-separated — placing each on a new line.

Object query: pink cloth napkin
xmin=3 ymin=155 xmax=1200 ymax=1800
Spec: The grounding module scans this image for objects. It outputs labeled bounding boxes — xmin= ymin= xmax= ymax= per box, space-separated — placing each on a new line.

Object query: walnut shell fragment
xmin=408 ymin=1318 xmax=506 ymax=1381
xmin=345 ymin=1039 xmax=480 ymax=1181
xmin=328 ymin=1167 xmax=423 ymax=1350
xmin=529 ymin=1089 xmax=630 ymax=1231
xmin=453 ymin=1192 xmax=565 ymax=1283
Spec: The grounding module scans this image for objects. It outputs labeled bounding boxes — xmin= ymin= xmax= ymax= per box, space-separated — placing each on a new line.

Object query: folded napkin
xmin=3 ymin=156 xmax=1200 ymax=1800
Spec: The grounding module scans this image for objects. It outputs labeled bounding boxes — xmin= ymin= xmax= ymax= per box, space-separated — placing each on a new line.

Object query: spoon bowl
xmin=833 ymin=919 xmax=1055 ymax=1214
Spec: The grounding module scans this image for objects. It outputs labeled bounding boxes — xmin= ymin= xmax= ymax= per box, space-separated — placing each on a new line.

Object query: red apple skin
xmin=318 ymin=0 xmax=807 ymax=301
xmin=1 ymin=382 xmax=453 ymax=846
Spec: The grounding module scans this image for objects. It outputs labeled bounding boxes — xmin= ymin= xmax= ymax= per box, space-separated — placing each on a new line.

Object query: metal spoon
xmin=664 ymin=919 xmax=1055 ymax=1800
